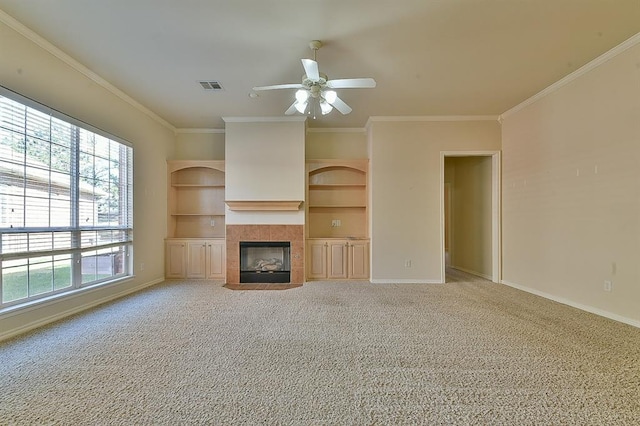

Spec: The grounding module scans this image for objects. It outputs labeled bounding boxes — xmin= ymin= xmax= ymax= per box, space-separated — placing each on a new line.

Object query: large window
xmin=0 ymin=87 xmax=133 ymax=308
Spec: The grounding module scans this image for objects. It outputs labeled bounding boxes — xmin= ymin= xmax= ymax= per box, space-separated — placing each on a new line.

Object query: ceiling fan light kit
xmin=252 ymin=40 xmax=376 ymax=118
xmin=319 ymin=100 xmax=333 ymax=115
xmin=295 ymin=89 xmax=309 ymax=103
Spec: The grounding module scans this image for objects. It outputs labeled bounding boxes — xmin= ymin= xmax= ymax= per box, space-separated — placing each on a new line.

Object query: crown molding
xmin=365 ymin=115 xmax=500 ymax=129
xmin=222 ymin=116 xmax=307 ymax=123
xmin=175 ymin=128 xmax=225 ymax=134
xmin=501 ymin=31 xmax=640 ymax=119
xmin=306 ymin=127 xmax=366 ymax=133
xmin=0 ymin=9 xmax=176 ymax=133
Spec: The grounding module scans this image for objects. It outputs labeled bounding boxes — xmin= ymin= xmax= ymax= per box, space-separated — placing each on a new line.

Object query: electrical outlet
xmin=210 ymin=219 xmax=215 ymax=227
xmin=331 ymin=219 xmax=341 ymax=227
xmin=404 ymin=260 xmax=412 ymax=268
xmin=603 ymin=280 xmax=612 ymax=292
xmin=140 ymin=262 xmax=145 ymax=272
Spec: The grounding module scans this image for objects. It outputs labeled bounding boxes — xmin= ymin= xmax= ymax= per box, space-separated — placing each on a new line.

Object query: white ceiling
xmin=1 ymin=0 xmax=639 ymax=129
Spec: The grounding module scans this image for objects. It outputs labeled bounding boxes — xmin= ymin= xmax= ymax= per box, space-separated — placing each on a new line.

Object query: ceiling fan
xmin=252 ymin=40 xmax=376 ymax=117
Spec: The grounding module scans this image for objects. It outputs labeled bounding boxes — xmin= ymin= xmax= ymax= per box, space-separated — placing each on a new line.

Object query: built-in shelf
xmin=226 ymin=200 xmax=303 ymax=211
xmin=308 ymin=184 xmax=366 ymax=189
xmin=306 ymin=159 xmax=369 ymax=243
xmin=166 ymin=160 xmax=227 ymax=280
xmin=305 ymin=159 xmax=370 ymax=280
xmin=167 ymin=160 xmax=225 ymax=240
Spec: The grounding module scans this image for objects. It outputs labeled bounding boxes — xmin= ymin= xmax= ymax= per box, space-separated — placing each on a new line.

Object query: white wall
xmin=501 ymin=39 xmax=640 ymax=325
xmin=174 ymin=131 xmax=225 ymax=160
xmin=306 ymin=129 xmax=368 ymax=159
xmin=174 ymin=127 xmax=368 ymax=163
xmin=0 ymin=14 xmax=175 ymax=340
xmin=368 ymin=119 xmax=501 ymax=283
xmin=224 ymin=118 xmax=306 ymax=225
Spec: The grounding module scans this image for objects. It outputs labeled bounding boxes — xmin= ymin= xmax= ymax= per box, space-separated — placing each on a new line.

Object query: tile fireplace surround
xmin=226 ymin=225 xmax=304 ymax=285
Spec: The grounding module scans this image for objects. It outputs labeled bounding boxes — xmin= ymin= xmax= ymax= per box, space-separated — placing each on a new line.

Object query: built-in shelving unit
xmin=306 ymin=159 xmax=369 ymax=280
xmin=166 ymin=160 xmax=226 ymax=280
xmin=306 ymin=159 xmax=368 ymax=239
xmin=168 ymin=160 xmax=225 ymax=239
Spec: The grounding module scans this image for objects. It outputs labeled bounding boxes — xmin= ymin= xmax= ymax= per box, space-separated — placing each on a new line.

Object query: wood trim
xmin=306 ymin=159 xmax=368 ymax=173
xmin=167 ymin=160 xmax=225 ymax=173
xmin=225 ymin=200 xmax=303 ymax=211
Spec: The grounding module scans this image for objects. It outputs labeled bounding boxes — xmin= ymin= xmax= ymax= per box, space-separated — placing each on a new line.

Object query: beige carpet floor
xmin=1 ymin=271 xmax=639 ymax=425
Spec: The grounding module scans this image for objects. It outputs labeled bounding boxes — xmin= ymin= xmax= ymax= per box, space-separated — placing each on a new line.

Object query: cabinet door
xmin=186 ymin=241 xmax=207 ymax=279
xmin=349 ymin=241 xmax=369 ymax=279
xmin=307 ymin=240 xmax=328 ymax=279
xmin=165 ymin=240 xmax=186 ymax=278
xmin=206 ymin=240 xmax=226 ymax=280
xmin=328 ymin=241 xmax=348 ymax=279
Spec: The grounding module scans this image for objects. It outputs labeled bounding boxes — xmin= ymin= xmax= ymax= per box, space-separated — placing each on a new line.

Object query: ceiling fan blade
xmin=326 ymin=78 xmax=377 ymax=89
xmin=328 ymin=95 xmax=352 ymax=115
xmin=252 ymin=83 xmax=304 ymax=91
xmin=301 ymin=59 xmax=320 ymax=81
xmin=284 ymin=101 xmax=298 ymax=115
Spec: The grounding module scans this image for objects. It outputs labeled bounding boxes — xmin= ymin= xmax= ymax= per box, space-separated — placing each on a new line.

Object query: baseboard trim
xmin=370 ymin=279 xmax=443 ymax=284
xmin=0 ymin=278 xmax=164 ymax=342
xmin=500 ymin=280 xmax=640 ymax=329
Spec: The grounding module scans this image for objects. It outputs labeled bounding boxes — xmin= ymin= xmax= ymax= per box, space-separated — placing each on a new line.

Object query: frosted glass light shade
xmin=320 ymin=100 xmax=333 ymax=115
xmin=294 ymin=101 xmax=308 ymax=113
xmin=295 ymin=89 xmax=309 ymax=103
xmin=324 ymin=90 xmax=337 ymax=103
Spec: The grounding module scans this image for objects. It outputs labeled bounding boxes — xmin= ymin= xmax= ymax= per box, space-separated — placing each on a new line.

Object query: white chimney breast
xmin=223 ymin=117 xmax=306 ymax=225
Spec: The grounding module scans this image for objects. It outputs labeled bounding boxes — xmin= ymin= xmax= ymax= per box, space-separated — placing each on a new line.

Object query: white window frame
xmin=0 ymin=86 xmax=134 ymax=308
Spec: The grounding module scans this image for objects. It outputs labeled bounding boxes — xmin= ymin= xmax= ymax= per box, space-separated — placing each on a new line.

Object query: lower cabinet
xmin=165 ymin=239 xmax=225 ymax=279
xmin=307 ymin=239 xmax=369 ymax=280
xmin=165 ymin=240 xmax=187 ymax=278
xmin=348 ymin=240 xmax=369 ymax=279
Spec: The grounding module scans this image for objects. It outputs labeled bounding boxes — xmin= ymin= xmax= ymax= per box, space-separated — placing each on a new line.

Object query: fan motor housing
xmin=302 ymin=73 xmax=328 ymax=90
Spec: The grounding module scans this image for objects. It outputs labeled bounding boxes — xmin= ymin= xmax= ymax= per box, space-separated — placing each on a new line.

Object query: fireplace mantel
xmin=225 ymin=200 xmax=303 ymax=211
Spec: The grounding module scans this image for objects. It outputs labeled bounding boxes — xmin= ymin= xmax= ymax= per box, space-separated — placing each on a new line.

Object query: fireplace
xmin=225 ymin=225 xmax=304 ymax=285
xmin=240 ymin=241 xmax=291 ymax=283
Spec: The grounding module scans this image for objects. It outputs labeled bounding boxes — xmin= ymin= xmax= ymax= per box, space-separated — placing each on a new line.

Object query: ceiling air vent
xmin=199 ymin=81 xmax=223 ymax=91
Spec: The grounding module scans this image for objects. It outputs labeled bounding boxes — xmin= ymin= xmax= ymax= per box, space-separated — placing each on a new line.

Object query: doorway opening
xmin=440 ymin=151 xmax=501 ymax=283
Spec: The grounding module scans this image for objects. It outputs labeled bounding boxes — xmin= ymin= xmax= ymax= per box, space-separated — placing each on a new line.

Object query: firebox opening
xmin=240 ymin=241 xmax=291 ymax=283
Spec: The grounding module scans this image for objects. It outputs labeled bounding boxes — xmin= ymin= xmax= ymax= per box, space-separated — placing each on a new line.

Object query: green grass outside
xmin=2 ymin=264 xmax=111 ymax=304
